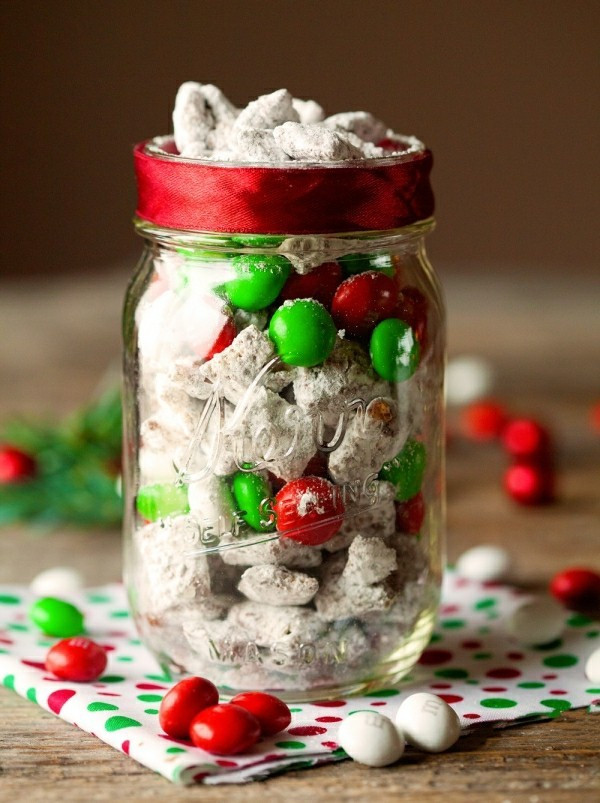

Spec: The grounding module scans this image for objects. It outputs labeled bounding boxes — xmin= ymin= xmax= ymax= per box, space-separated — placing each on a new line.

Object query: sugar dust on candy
xmin=508 ymin=597 xmax=564 ymax=645
xmin=369 ymin=318 xmax=420 ymax=383
xmin=455 ymin=545 xmax=511 ymax=582
xmin=395 ymin=692 xmax=461 ymax=753
xmin=30 ymin=566 xmax=84 ymax=598
xmin=268 ymin=299 xmax=337 ymax=367
xmin=337 ymin=710 xmax=404 ymax=767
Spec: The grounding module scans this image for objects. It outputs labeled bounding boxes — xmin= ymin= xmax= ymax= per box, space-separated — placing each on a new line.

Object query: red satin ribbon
xmin=134 ymin=139 xmax=434 ymax=234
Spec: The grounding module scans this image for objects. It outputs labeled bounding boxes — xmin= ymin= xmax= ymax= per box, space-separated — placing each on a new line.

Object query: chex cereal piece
xmin=292 ymin=98 xmax=325 ymax=124
xmin=342 ymin=534 xmax=397 ymax=585
xmin=323 ymin=111 xmax=388 ymax=143
xmin=234 ymin=128 xmax=291 ymax=162
xmin=238 ymin=564 xmax=319 ymax=606
xmin=273 ymin=122 xmax=364 ymax=161
xmin=220 ymin=533 xmax=322 ymax=568
xmin=227 ymin=601 xmax=325 ymax=648
xmin=234 ymin=88 xmax=299 ymax=131
xmin=324 ymin=480 xmax=397 ymax=552
xmin=173 ymin=81 xmax=215 ymax=152
xmin=328 ymin=396 xmax=409 ymax=484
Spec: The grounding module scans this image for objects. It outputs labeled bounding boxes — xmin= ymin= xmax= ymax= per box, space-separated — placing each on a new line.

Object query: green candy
xmin=380 ymin=439 xmax=427 ymax=501
xmin=269 ymin=299 xmax=337 ymax=367
xmin=29 ymin=597 xmax=84 ymax=637
xmin=339 ymin=252 xmax=394 ymax=277
xmin=370 ymin=318 xmax=420 ymax=382
xmin=231 ymin=472 xmax=275 ymax=532
xmin=225 ymin=254 xmax=291 ymax=311
xmin=136 ymin=483 xmax=189 ymax=521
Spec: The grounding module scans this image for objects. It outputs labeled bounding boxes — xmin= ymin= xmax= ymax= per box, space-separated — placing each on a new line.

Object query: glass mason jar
xmin=123 ymin=138 xmax=445 ymax=701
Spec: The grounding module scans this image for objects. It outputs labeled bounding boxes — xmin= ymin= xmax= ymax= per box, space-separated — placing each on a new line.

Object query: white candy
xmin=337 ymin=711 xmax=404 ymax=767
xmin=508 ymin=597 xmax=565 ymax=645
xmin=395 ymin=692 xmax=461 ymax=753
xmin=584 ymin=648 xmax=600 ymax=683
xmin=30 ymin=567 xmax=84 ymax=598
xmin=455 ymin=545 xmax=511 ymax=582
xmin=445 ymin=355 xmax=494 ymax=406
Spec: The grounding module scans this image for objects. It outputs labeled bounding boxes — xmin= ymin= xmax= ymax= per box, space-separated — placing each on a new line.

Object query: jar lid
xmin=133 ymin=137 xmax=434 ymax=235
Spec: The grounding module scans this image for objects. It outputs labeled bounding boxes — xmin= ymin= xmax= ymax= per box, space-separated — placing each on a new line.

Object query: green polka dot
xmin=567 ymin=613 xmax=593 ymax=627
xmin=586 ymin=631 xmax=599 ymax=639
xmin=473 ymin=652 xmax=493 ymax=660
xmin=166 ymin=746 xmax=187 ymax=754
xmin=435 ymin=668 xmax=469 ymax=679
xmin=441 ymin=619 xmax=466 ymax=629
xmin=478 ymin=626 xmax=490 ymax=635
xmin=289 ymin=708 xmax=302 ymax=712
xmin=480 ymin=698 xmax=518 ymax=709
xmin=137 ymin=694 xmax=163 ymax=702
xmin=26 ymin=687 xmax=37 ymax=702
xmin=86 ymin=593 xmax=112 ymax=603
xmin=3 ymin=674 xmax=15 ymax=690
xmin=144 ymin=708 xmax=159 ymax=715
xmin=543 ymin=654 xmax=578 ymax=668
xmin=98 ymin=675 xmax=126 ymax=683
xmin=129 ymin=639 xmax=142 ymax=645
xmin=0 ymin=649 xmax=7 ymax=654
xmin=586 ymin=688 xmax=600 ymax=694
xmin=541 ymin=699 xmax=571 ymax=711
xmin=518 ymin=682 xmax=545 ymax=689
xmin=474 ymin=598 xmax=496 ymax=610
xmin=145 ymin=672 xmax=172 ymax=682
xmin=117 ymin=656 xmax=133 ymax=662
xmin=37 ymin=640 xmax=54 ymax=647
xmin=429 ymin=633 xmax=442 ymax=643
xmin=535 ymin=639 xmax=563 ymax=651
xmin=486 ymin=611 xmax=499 ymax=620
xmin=465 ymin=679 xmax=479 ymax=685
xmin=109 ymin=610 xmax=129 ymax=619
xmin=0 ymin=594 xmax=20 ymax=604
xmin=365 ymin=688 xmax=400 ymax=697
xmin=275 ymin=741 xmax=306 ymax=749
xmin=87 ymin=702 xmax=119 ymax=712
xmin=104 ymin=716 xmax=142 ymax=731
xmin=8 ymin=623 xmax=28 ymax=632
xmin=332 ymin=747 xmax=346 ymax=756
xmin=349 ymin=709 xmax=378 ymax=715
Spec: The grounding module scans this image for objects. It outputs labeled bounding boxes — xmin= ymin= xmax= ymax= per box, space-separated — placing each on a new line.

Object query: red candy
xmin=0 ymin=446 xmax=37 ymax=483
xmin=45 ymin=637 xmax=107 ymax=682
xmin=503 ymin=463 xmax=554 ymax=505
xmin=230 ymin=691 xmax=292 ymax=736
xmin=204 ymin=318 xmax=236 ymax=361
xmin=502 ymin=418 xmax=552 ymax=461
xmin=274 ymin=476 xmax=345 ymax=546
xmin=331 ymin=270 xmax=397 ymax=337
xmin=158 ymin=676 xmax=219 ymax=739
xmin=395 ymin=492 xmax=425 ymax=534
xmin=279 ymin=261 xmax=342 ymax=309
xmin=550 ymin=567 xmax=600 ymax=612
xmin=461 ymin=400 xmax=508 ymax=441
xmin=396 ymin=286 xmax=428 ymax=351
xmin=189 ymin=703 xmax=261 ymax=755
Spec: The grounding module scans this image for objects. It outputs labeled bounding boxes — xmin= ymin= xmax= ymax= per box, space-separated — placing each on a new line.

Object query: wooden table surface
xmin=1 ymin=269 xmax=599 ymax=802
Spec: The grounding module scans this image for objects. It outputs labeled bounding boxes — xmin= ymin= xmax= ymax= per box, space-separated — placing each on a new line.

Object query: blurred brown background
xmin=1 ymin=0 xmax=598 ymax=278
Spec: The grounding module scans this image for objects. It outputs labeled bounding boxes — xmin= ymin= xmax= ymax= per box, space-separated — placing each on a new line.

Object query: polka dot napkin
xmin=1 ymin=571 xmax=598 ymax=785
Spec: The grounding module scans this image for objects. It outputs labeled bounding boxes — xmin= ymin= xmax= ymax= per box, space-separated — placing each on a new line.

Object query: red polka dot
xmin=486 ymin=667 xmax=521 ymax=679
xmin=550 ymin=690 xmax=568 ymax=695
xmin=507 ymin=652 xmax=524 ymax=661
xmin=121 ymin=740 xmax=130 ymax=755
xmin=455 ymin=578 xmax=470 ymax=587
xmin=482 ymin=686 xmax=507 ymax=692
xmin=0 ymin=637 xmax=13 ymax=645
xmin=47 ymin=689 xmax=76 ymax=714
xmin=100 ymin=644 xmax=116 ymax=652
xmin=440 ymin=604 xmax=460 ymax=614
xmin=21 ymin=659 xmax=46 ymax=670
xmin=418 ymin=649 xmax=453 ymax=666
xmin=92 ymin=683 xmax=106 ymax=688
xmin=312 ymin=700 xmax=346 ymax=707
xmin=461 ymin=640 xmax=482 ymax=650
xmin=430 ymin=682 xmax=452 ymax=689
xmin=136 ymin=682 xmax=167 ymax=690
xmin=107 ymin=630 xmax=128 ymax=637
xmin=42 ymin=676 xmax=62 ymax=682
xmin=193 ymin=773 xmax=208 ymax=782
xmin=216 ymin=760 xmax=238 ymax=767
xmin=98 ymin=692 xmax=121 ymax=697
xmin=542 ymin=674 xmax=558 ymax=680
xmin=288 ymin=726 xmax=327 ymax=736
xmin=322 ymin=741 xmax=338 ymax=749
xmin=463 ymin=713 xmax=481 ymax=719
xmin=438 ymin=694 xmax=463 ymax=704
xmin=370 ymin=701 xmax=386 ymax=706
xmin=482 ymin=581 xmax=502 ymax=588
xmin=316 ymin=716 xmax=342 ymax=722
xmin=264 ymin=753 xmax=287 ymax=761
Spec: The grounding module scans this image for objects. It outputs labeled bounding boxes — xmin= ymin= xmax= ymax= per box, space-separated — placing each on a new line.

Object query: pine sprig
xmin=0 ymin=387 xmax=123 ymax=529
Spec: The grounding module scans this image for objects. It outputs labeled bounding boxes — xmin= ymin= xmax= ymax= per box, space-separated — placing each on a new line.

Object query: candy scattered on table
xmin=0 ymin=445 xmax=37 ymax=483
xmin=455 ymin=545 xmax=511 ymax=583
xmin=158 ymin=677 xmax=219 ymax=739
xmin=230 ymin=691 xmax=292 ymax=736
xmin=446 ymin=355 xmax=494 ymax=406
xmin=549 ymin=567 xmax=600 ymax=613
xmin=45 ymin=637 xmax=107 ymax=682
xmin=337 ymin=710 xmax=404 ymax=767
xmin=584 ymin=648 xmax=600 ymax=684
xmin=395 ymin=692 xmax=461 ymax=753
xmin=460 ymin=400 xmax=508 ymax=441
xmin=507 ymin=597 xmax=565 ymax=646
xmin=189 ymin=703 xmax=261 ymax=755
xmin=30 ymin=567 xmax=84 ymax=598
xmin=29 ymin=597 xmax=84 ymax=638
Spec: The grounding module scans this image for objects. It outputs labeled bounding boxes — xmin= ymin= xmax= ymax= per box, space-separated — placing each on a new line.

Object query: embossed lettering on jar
xmin=123 ymin=87 xmax=445 ymax=701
